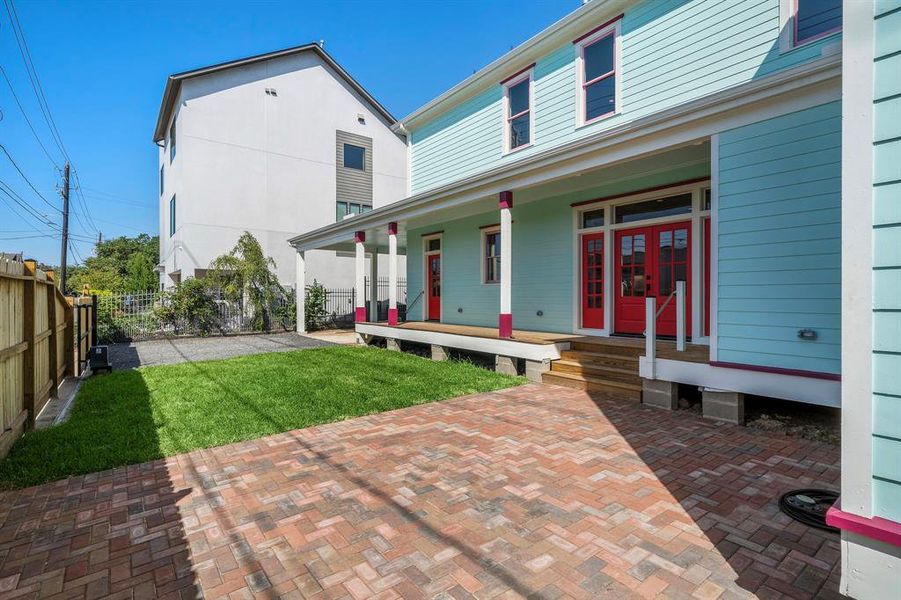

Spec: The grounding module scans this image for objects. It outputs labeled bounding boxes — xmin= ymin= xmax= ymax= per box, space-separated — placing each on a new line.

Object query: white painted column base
xmin=840 ymin=532 xmax=901 ymax=600
xmin=295 ymin=250 xmax=306 ymax=334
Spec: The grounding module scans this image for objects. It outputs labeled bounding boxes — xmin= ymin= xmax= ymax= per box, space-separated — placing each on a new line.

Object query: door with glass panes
xmin=614 ymin=222 xmax=691 ymax=336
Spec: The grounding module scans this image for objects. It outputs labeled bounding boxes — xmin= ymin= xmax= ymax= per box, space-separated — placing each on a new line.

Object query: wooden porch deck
xmin=360 ymin=321 xmax=709 ymax=364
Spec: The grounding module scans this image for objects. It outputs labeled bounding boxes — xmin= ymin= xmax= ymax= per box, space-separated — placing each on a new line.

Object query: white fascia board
xmin=399 ymin=0 xmax=627 ymax=130
xmin=357 ymin=323 xmax=565 ymax=362
xmin=289 ymin=57 xmax=840 ymax=251
xmin=655 ymin=359 xmax=840 ymax=407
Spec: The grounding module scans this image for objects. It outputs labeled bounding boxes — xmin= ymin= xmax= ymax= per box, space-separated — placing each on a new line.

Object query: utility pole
xmin=59 ymin=162 xmax=70 ymax=292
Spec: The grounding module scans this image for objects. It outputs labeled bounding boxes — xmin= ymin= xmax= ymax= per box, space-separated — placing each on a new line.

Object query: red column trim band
xmin=499 ymin=191 xmax=514 ymax=209
xmin=388 ymin=308 xmax=398 ymax=326
xmin=354 ymin=231 xmax=366 ymax=244
xmin=826 ymin=499 xmax=901 ymax=548
xmin=387 ymin=222 xmax=398 ymax=236
xmin=499 ymin=313 xmax=513 ymax=339
xmin=355 ymin=307 xmax=367 ymax=323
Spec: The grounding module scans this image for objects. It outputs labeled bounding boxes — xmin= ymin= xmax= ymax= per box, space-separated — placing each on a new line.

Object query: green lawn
xmin=0 ymin=345 xmax=524 ymax=490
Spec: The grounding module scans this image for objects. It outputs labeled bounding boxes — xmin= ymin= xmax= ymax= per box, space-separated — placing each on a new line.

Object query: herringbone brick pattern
xmin=0 ymin=383 xmax=841 ymax=599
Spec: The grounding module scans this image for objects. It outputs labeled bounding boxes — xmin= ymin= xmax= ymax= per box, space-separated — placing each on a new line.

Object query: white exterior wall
xmin=158 ymin=51 xmax=407 ymax=288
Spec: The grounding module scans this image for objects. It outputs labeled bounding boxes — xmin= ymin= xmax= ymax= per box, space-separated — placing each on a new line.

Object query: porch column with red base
xmin=387 ymin=222 xmax=399 ymax=326
xmin=354 ymin=231 xmax=366 ymax=323
xmin=499 ymin=191 xmax=513 ymax=338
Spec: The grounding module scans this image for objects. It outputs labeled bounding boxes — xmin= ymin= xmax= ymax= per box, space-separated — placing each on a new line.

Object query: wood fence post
xmin=22 ymin=260 xmax=36 ymax=428
xmin=47 ymin=275 xmax=59 ymax=397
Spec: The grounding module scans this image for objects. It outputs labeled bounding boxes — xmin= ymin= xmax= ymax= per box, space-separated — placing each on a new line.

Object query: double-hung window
xmin=483 ymin=228 xmax=501 ymax=284
xmin=502 ymin=68 xmax=532 ymax=152
xmin=794 ymin=0 xmax=842 ymax=46
xmin=576 ymin=18 xmax=620 ymax=125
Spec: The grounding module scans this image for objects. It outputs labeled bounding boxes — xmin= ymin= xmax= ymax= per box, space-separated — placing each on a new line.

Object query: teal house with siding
xmin=289 ymin=1 xmax=900 ymax=595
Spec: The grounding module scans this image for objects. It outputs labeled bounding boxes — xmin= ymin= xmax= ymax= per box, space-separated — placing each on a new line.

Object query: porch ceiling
xmin=296 ymin=140 xmax=709 ymax=254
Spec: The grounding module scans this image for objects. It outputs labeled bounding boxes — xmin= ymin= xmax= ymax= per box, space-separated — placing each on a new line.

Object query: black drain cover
xmin=779 ymin=489 xmax=839 ymax=533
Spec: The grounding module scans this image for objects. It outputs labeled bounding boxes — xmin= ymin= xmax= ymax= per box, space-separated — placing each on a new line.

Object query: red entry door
xmin=581 ymin=233 xmax=604 ymax=329
xmin=614 ymin=221 xmax=691 ymax=337
xmin=427 ymin=254 xmax=441 ymax=321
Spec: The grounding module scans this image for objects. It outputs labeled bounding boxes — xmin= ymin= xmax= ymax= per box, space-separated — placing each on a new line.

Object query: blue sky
xmin=1 ymin=0 xmax=575 ymax=266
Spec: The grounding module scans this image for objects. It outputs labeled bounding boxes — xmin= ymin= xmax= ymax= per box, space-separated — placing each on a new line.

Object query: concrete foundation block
xmin=702 ymin=389 xmax=745 ymax=425
xmin=386 ymin=338 xmax=401 ymax=352
xmin=355 ymin=333 xmax=367 ymax=345
xmin=642 ymin=378 xmax=679 ymax=410
xmin=495 ymin=355 xmax=517 ymax=377
xmin=525 ymin=359 xmax=550 ymax=383
xmin=431 ymin=345 xmax=448 ymax=361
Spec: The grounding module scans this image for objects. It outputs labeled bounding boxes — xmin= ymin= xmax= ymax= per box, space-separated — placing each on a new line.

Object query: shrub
xmin=154 ymin=278 xmax=220 ymax=336
xmin=305 ymin=280 xmax=329 ymax=331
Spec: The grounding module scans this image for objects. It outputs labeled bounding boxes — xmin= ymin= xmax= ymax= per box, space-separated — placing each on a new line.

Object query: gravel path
xmin=107 ymin=332 xmax=334 ymax=369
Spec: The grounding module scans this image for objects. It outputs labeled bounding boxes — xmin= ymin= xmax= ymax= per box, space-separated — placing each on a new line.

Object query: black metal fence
xmin=95 ymin=278 xmax=407 ymax=342
xmin=314 ymin=277 xmax=407 ymax=329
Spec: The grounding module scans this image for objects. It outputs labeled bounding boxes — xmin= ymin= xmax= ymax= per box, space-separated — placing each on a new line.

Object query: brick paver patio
xmin=0 ymin=383 xmax=841 ymax=599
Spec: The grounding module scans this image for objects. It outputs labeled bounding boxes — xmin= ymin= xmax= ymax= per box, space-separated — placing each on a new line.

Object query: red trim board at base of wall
xmin=827 ymin=500 xmax=901 ymax=548
xmin=709 ymin=361 xmax=840 ymax=381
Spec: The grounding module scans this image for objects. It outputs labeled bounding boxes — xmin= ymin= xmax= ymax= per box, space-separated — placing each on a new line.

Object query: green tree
xmin=209 ymin=232 xmax=285 ymax=331
xmin=65 ymin=234 xmax=159 ymax=294
xmin=125 ymin=253 xmax=158 ymax=292
xmin=305 ymin=280 xmax=329 ymax=331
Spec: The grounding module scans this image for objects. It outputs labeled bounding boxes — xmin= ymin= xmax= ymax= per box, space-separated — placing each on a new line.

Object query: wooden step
xmin=550 ymin=360 xmax=640 ymax=384
xmin=559 ymin=350 xmax=640 ymax=369
xmin=541 ymin=371 xmax=642 ymax=399
xmin=570 ymin=339 xmax=645 ymax=357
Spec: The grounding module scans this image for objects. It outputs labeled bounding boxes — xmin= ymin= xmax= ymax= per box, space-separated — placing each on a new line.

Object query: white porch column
xmin=388 ymin=222 xmax=399 ymax=325
xmin=499 ymin=191 xmax=513 ymax=338
xmin=295 ymin=249 xmax=306 ymax=334
xmin=369 ymin=248 xmax=379 ymax=322
xmin=354 ymin=231 xmax=366 ymax=323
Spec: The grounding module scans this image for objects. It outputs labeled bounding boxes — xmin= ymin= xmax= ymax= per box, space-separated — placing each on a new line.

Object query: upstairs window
xmin=795 ymin=0 xmax=842 ymax=46
xmin=483 ymin=228 xmax=501 ymax=284
xmin=502 ymin=69 xmax=532 ymax=152
xmin=169 ymin=120 xmax=176 ymax=161
xmin=169 ymin=195 xmax=176 ymax=236
xmin=343 ymin=144 xmax=365 ymax=170
xmin=576 ymin=18 xmax=621 ymax=125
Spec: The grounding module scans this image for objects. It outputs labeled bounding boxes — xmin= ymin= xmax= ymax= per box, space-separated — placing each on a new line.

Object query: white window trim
xmin=480 ymin=226 xmax=501 ymax=285
xmin=575 ymin=19 xmax=622 ymax=129
xmin=569 ymin=180 xmax=712 ymax=338
xmin=778 ymin=0 xmax=842 ymax=53
xmin=502 ymin=69 xmax=534 ymax=155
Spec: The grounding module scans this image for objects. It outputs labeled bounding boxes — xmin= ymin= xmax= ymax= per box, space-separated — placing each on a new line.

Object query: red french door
xmin=614 ymin=221 xmax=691 ymax=337
xmin=581 ymin=233 xmax=604 ymax=329
xmin=427 ymin=254 xmax=441 ymax=321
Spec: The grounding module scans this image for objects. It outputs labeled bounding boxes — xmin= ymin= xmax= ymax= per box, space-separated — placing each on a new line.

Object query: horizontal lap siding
xmin=404 ymin=162 xmax=709 ymax=332
xmin=409 ymin=0 xmax=841 ymax=194
xmin=716 ymin=101 xmax=841 ymax=375
xmin=872 ymin=4 xmax=901 ymax=523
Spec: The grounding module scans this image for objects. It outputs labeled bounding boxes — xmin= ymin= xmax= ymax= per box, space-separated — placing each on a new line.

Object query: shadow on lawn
xmin=0 ymin=371 xmax=201 ymax=598
xmin=165 ymin=344 xmax=550 ymax=599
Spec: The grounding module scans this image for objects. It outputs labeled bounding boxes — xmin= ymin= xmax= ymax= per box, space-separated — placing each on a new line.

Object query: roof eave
xmin=152 ymin=43 xmax=398 ymax=142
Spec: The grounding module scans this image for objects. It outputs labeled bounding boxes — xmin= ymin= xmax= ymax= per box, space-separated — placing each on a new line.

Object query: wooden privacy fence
xmin=0 ymin=259 xmax=92 ymax=459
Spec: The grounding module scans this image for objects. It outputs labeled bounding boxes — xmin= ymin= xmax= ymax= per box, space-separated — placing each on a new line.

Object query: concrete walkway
xmin=107 ymin=332 xmax=334 ymax=369
xmin=0 ymin=384 xmax=841 ymax=599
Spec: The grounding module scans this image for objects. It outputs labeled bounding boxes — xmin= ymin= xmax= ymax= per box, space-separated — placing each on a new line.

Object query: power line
xmin=0 ymin=178 xmax=59 ymax=229
xmin=0 ymin=144 xmax=60 ymax=213
xmin=3 ymin=0 xmax=69 ymax=161
xmin=0 ymin=65 xmax=60 ymax=167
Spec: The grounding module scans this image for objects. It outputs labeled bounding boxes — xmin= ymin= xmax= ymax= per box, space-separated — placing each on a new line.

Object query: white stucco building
xmin=152 ymin=43 xmax=408 ymax=289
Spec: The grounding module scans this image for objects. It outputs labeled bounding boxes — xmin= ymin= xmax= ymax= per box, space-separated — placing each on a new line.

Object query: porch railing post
xmin=369 ymin=250 xmax=379 ymax=322
xmin=644 ymin=296 xmax=656 ymax=379
xmin=388 ymin=222 xmax=398 ymax=325
xmin=354 ymin=231 xmax=366 ymax=323
xmin=295 ymin=250 xmax=306 ymax=334
xmin=676 ymin=280 xmax=686 ymax=352
xmin=498 ymin=191 xmax=513 ymax=338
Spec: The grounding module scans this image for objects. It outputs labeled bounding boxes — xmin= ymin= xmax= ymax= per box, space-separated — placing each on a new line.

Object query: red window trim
xmin=792 ymin=0 xmax=842 ymax=47
xmin=572 ymin=14 xmax=623 ymax=45
xmin=499 ymin=62 xmax=536 ymax=86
